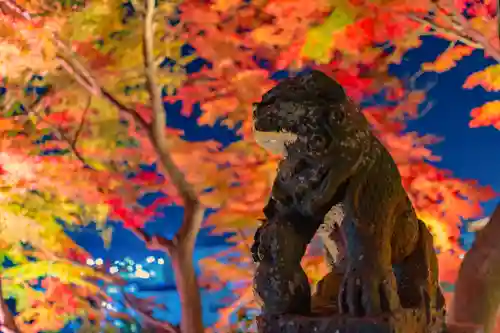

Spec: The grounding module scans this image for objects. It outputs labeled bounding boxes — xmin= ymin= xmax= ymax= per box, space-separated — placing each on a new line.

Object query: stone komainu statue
xmin=251 ymin=70 xmax=445 ymax=328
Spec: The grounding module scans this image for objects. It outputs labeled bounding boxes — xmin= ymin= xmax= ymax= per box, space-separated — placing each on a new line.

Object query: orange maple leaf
xmin=463 ymin=64 xmax=500 ymax=91
xmin=421 ymin=45 xmax=474 ymax=73
xmin=199 ymin=97 xmax=240 ymax=126
xmin=469 ymin=100 xmax=500 ymax=129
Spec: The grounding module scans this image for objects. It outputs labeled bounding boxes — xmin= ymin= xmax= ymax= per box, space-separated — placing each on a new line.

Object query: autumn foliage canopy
xmin=0 ymin=0 xmax=498 ymax=332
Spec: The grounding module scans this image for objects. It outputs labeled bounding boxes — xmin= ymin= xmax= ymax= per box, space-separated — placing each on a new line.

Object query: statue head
xmin=252 ymin=70 xmax=356 ymax=156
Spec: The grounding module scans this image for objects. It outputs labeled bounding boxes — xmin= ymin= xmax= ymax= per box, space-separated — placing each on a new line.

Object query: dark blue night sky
xmin=68 ymin=36 xmax=499 ymax=329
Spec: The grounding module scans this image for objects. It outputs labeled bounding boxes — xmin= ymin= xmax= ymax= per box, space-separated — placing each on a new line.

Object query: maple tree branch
xmin=406 ymin=13 xmax=483 ymax=49
xmin=24 ymin=94 xmax=93 ymax=169
xmin=140 ymin=2 xmax=205 ymax=333
xmin=55 ymin=52 xmax=152 ymax=131
xmin=0 ymin=0 xmax=30 ymax=20
xmin=57 ymin=129 xmax=91 ymax=167
xmin=130 ymin=0 xmax=146 ymax=14
xmin=122 ymin=292 xmax=180 ymax=333
xmin=16 ymin=84 xmax=184 ymax=257
xmin=57 ymin=56 xmax=101 ymax=96
xmin=438 ymin=0 xmax=500 ymax=60
xmin=127 ymin=226 xmax=175 ymax=254
xmin=0 ymin=0 xmax=151 ymax=133
xmin=498 ymin=0 xmax=500 ymax=41
xmin=46 ymin=95 xmax=93 ymax=168
xmin=100 ymin=90 xmax=150 ymax=129
xmin=445 ymin=12 xmax=500 ymax=63
xmin=71 ymin=96 xmax=91 ymax=147
xmin=142 ymin=0 xmax=204 ymax=248
xmin=407 ymin=2 xmax=500 ymax=63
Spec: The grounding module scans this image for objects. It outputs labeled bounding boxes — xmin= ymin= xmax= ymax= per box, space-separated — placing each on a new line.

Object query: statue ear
xmin=300 ymin=70 xmax=347 ymax=101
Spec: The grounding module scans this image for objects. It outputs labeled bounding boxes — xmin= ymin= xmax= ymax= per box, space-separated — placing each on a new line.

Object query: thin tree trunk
xmin=171 ymin=245 xmax=204 ymax=333
xmin=0 ymin=2 xmax=206 ymax=332
xmin=142 ymin=1 xmax=205 ymax=332
xmin=449 ymin=203 xmax=500 ymax=333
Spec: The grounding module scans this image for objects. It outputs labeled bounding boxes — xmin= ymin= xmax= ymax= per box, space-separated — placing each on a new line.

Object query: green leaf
xmin=301 ymin=0 xmax=357 ymax=63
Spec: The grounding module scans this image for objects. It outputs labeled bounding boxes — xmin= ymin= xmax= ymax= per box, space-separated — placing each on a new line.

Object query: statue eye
xmin=332 ymin=107 xmax=346 ymax=124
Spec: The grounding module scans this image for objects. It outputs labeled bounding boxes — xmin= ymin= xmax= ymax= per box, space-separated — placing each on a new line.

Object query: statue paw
xmin=339 ymin=265 xmax=401 ymax=316
xmin=312 ymin=271 xmax=343 ymax=314
xmin=254 ymin=261 xmax=311 ymax=315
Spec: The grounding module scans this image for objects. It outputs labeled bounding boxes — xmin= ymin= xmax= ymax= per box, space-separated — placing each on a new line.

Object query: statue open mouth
xmin=253 ymin=129 xmax=298 ymax=157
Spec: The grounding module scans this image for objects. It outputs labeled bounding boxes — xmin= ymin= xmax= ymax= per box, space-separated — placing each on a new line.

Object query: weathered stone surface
xmin=253 ymin=221 xmax=312 ymax=315
xmin=445 ymin=323 xmax=484 ymax=333
xmin=257 ymin=309 xmax=444 ymax=333
xmin=449 ymin=203 xmax=500 ymax=333
xmin=251 ymin=70 xmax=446 ymax=332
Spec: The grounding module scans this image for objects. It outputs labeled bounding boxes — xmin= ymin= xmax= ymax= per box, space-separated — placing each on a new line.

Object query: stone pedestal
xmin=257 ymin=309 xmax=445 ymax=333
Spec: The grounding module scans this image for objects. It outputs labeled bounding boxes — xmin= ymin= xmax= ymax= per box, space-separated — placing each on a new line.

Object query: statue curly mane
xmin=253 ymin=70 xmax=369 ymax=159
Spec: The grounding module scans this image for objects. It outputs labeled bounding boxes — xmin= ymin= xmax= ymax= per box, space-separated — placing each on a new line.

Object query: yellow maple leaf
xmin=301 ymin=0 xmax=358 ymax=63
xmin=418 ymin=213 xmax=453 ymax=252
xmin=463 ymin=64 xmax=500 ymax=91
xmin=469 ymin=100 xmax=500 ymax=129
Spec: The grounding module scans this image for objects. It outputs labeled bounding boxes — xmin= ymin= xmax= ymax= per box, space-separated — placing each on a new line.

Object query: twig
xmin=407 ymin=2 xmax=500 ymax=63
xmin=56 ymin=127 xmax=91 ymax=167
xmin=440 ymin=0 xmax=500 ymax=62
xmin=57 ymin=56 xmax=100 ymax=96
xmin=24 ymin=94 xmax=93 ymax=169
xmin=432 ymin=1 xmax=464 ymax=28
xmin=56 ymin=52 xmax=151 ymax=131
xmin=0 ymin=0 xmax=31 ymax=19
xmin=127 ymin=226 xmax=175 ymax=254
xmin=416 ymin=100 xmax=434 ymax=119
xmin=122 ymin=292 xmax=180 ymax=333
xmin=71 ymin=96 xmax=91 ymax=147
xmin=497 ymin=0 xmax=500 ymax=42
xmin=406 ymin=13 xmax=483 ymax=49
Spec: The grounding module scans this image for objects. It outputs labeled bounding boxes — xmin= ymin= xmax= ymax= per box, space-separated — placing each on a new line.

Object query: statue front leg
xmin=253 ymin=220 xmax=312 ymax=315
xmin=393 ymin=220 xmax=445 ymax=326
xmin=339 ymin=206 xmax=401 ymax=316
